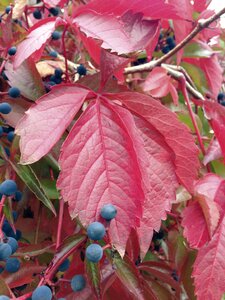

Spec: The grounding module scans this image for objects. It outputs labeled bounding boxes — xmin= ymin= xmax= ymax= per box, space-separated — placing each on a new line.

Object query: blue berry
xmin=54 ymin=68 xmax=63 ymax=78
xmin=8 ymin=87 xmax=20 ymax=98
xmin=168 ymin=41 xmax=176 ymax=50
xmin=6 ymin=237 xmax=18 ymax=254
xmin=7 ymin=229 xmax=22 ymax=241
xmin=5 ymin=6 xmax=11 ymax=14
xmin=7 ymin=131 xmax=14 ymax=142
xmin=0 ymin=243 xmax=12 ymax=260
xmin=8 ymin=46 xmax=17 ymax=56
xmin=162 ymin=45 xmax=170 ymax=54
xmin=2 ymin=220 xmax=12 ymax=235
xmin=0 ymin=296 xmax=10 ymax=300
xmin=50 ymin=75 xmax=62 ymax=84
xmin=51 ymin=31 xmax=61 ymax=40
xmin=218 ymin=92 xmax=225 ymax=102
xmin=58 ymin=258 xmax=70 ymax=272
xmin=32 ymin=285 xmax=52 ymax=300
xmin=49 ymin=7 xmax=59 ymax=16
xmin=33 ymin=9 xmax=42 ymax=20
xmin=5 ymin=257 xmax=20 ymax=273
xmin=0 ymin=103 xmax=12 ymax=114
xmin=166 ymin=36 xmax=174 ymax=45
xmin=0 ymin=126 xmax=3 ymax=136
xmin=49 ymin=51 xmax=58 ymax=58
xmin=0 ymin=180 xmax=17 ymax=196
xmin=87 ymin=222 xmax=105 ymax=240
xmin=13 ymin=190 xmax=22 ymax=202
xmin=71 ymin=274 xmax=86 ymax=292
xmin=221 ymin=100 xmax=225 ymax=107
xmin=77 ymin=64 xmax=87 ymax=76
xmin=100 ymin=204 xmax=117 ymax=221
xmin=85 ymin=244 xmax=103 ymax=263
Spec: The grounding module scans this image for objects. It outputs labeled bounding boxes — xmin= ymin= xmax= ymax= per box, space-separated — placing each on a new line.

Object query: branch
xmin=124 ymin=6 xmax=225 ymax=75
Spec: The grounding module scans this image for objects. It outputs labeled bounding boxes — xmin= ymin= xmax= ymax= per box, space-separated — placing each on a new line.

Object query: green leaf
xmin=40 ymin=179 xmax=59 ymax=199
xmin=184 ymin=42 xmax=213 ymax=58
xmin=85 ymin=257 xmax=102 ymax=299
xmin=1 ymin=148 xmax=56 ymax=215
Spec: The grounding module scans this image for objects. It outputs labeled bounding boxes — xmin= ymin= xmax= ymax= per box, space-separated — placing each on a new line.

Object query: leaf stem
xmin=124 ymin=6 xmax=225 ymax=74
xmin=56 ymin=199 xmax=64 ymax=250
xmin=62 ymin=25 xmax=70 ymax=83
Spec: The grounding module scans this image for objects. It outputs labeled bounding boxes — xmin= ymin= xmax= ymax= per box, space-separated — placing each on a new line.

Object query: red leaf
xmin=14 ymin=17 xmax=65 ymax=69
xmin=76 ymin=0 xmax=181 ymax=20
xmin=100 ymin=49 xmax=130 ymax=87
xmin=193 ymin=0 xmax=211 ymax=12
xmin=134 ymin=115 xmax=178 ymax=256
xmin=193 ymin=216 xmax=225 ymax=300
xmin=203 ymin=101 xmax=225 ymax=160
xmin=142 ymin=67 xmax=178 ymax=105
xmin=15 ymin=84 xmax=90 ymax=164
xmin=74 ymin=10 xmax=159 ymax=54
xmin=112 ymin=92 xmax=200 ymax=193
xmin=57 ymin=99 xmax=145 ymax=256
xmin=203 ymin=138 xmax=223 ymax=165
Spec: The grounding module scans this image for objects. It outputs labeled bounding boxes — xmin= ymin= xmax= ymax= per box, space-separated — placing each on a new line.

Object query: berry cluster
xmin=155 ymin=31 xmax=176 ymax=54
xmin=0 ymin=86 xmax=21 ymax=116
xmin=33 ymin=6 xmax=60 ymax=20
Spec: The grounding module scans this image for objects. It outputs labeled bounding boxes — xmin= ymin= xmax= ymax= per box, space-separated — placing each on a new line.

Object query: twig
xmin=61 ymin=25 xmax=70 ymax=83
xmin=56 ymin=199 xmax=64 ymax=250
xmin=124 ymin=6 xmax=225 ymax=74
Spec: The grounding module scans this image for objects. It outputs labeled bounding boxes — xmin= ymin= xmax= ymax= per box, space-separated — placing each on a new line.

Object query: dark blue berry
xmin=51 ymin=31 xmax=61 ymax=40
xmin=85 ymin=244 xmax=103 ymax=263
xmin=4 ymin=147 xmax=10 ymax=157
xmin=54 ymin=68 xmax=63 ymax=78
xmin=77 ymin=64 xmax=87 ymax=76
xmin=2 ymin=220 xmax=12 ymax=235
xmin=6 ymin=237 xmax=18 ymax=254
xmin=33 ymin=9 xmax=42 ymax=20
xmin=217 ymin=92 xmax=225 ymax=102
xmin=221 ymin=100 xmax=225 ymax=107
xmin=7 ymin=131 xmax=14 ymax=142
xmin=58 ymin=258 xmax=70 ymax=272
xmin=31 ymin=285 xmax=52 ymax=300
xmin=87 ymin=222 xmax=106 ymax=240
xmin=0 ymin=103 xmax=12 ymax=114
xmin=162 ymin=45 xmax=170 ymax=54
xmin=7 ymin=229 xmax=21 ymax=241
xmin=49 ymin=7 xmax=59 ymax=16
xmin=100 ymin=204 xmax=117 ymax=221
xmin=5 ymin=6 xmax=11 ymax=14
xmin=8 ymin=87 xmax=20 ymax=98
xmin=5 ymin=257 xmax=20 ymax=273
xmin=50 ymin=75 xmax=62 ymax=84
xmin=8 ymin=46 xmax=17 ymax=56
xmin=168 ymin=41 xmax=176 ymax=50
xmin=0 ymin=180 xmax=17 ymax=196
xmin=3 ymin=126 xmax=14 ymax=133
xmin=13 ymin=190 xmax=22 ymax=202
xmin=49 ymin=51 xmax=58 ymax=58
xmin=0 ymin=243 xmax=12 ymax=260
xmin=71 ymin=274 xmax=86 ymax=292
xmin=166 ymin=36 xmax=174 ymax=45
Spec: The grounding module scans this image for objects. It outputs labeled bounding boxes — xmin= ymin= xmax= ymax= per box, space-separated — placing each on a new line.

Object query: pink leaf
xmin=74 ymin=10 xmax=159 ymax=54
xmin=193 ymin=216 xmax=225 ymax=300
xmin=203 ymin=138 xmax=223 ymax=165
xmin=76 ymin=0 xmax=181 ymax=20
xmin=14 ymin=18 xmax=65 ymax=69
xmin=111 ymin=92 xmax=200 ymax=193
xmin=193 ymin=0 xmax=212 ymax=12
xmin=182 ymin=201 xmax=210 ymax=249
xmin=57 ymin=99 xmax=145 ymax=256
xmin=15 ymin=84 xmax=90 ymax=164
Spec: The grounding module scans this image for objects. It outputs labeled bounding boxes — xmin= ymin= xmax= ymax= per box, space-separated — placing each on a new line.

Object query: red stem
xmin=0 ymin=60 xmax=7 ymax=76
xmin=62 ymin=26 xmax=70 ymax=83
xmin=56 ymin=199 xmax=64 ymax=250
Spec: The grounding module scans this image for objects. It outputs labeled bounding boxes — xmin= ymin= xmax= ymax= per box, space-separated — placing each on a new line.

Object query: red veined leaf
xmin=110 ymin=92 xmax=200 ymax=193
xmin=57 ymin=99 xmax=145 ymax=256
xmin=100 ymin=49 xmax=130 ymax=87
xmin=193 ymin=216 xmax=225 ymax=300
xmin=14 ymin=17 xmax=65 ymax=69
xmin=76 ymin=0 xmax=181 ymax=20
xmin=74 ymin=10 xmax=159 ymax=55
xmin=182 ymin=201 xmax=211 ymax=248
xmin=203 ymin=138 xmax=223 ymax=165
xmin=203 ymin=100 xmax=225 ymax=161
xmin=15 ymin=84 xmax=90 ymax=164
xmin=134 ymin=115 xmax=178 ymax=257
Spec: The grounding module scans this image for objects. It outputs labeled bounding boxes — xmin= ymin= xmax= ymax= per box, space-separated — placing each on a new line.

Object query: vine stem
xmin=124 ymin=6 xmax=225 ymax=74
xmin=56 ymin=199 xmax=64 ymax=249
xmin=62 ymin=25 xmax=70 ymax=83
